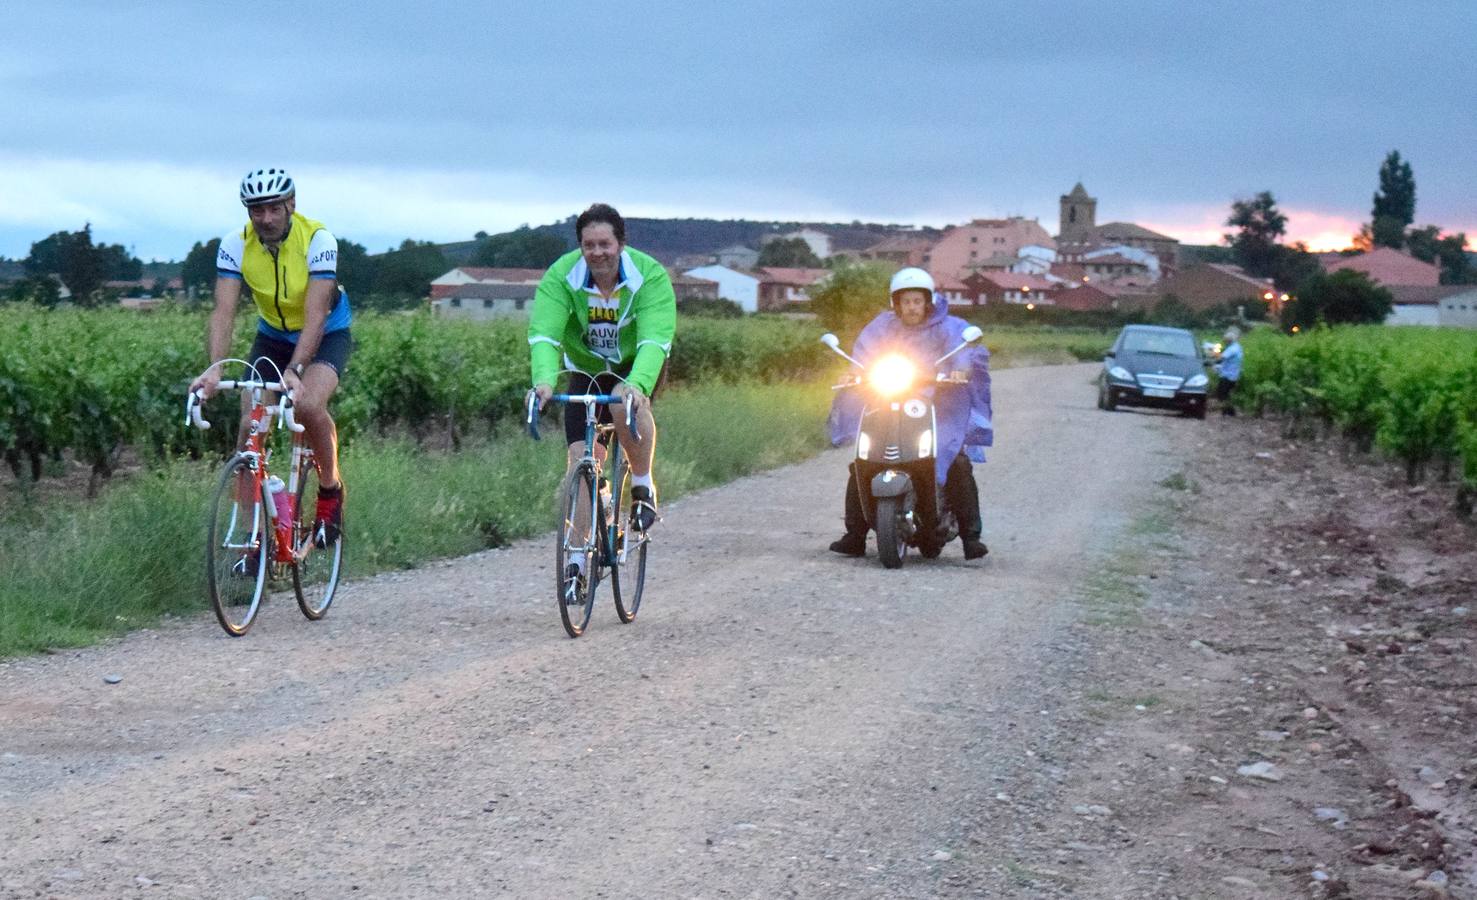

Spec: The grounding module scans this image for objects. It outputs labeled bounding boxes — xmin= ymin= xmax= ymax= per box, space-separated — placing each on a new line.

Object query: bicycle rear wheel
xmin=206 ymin=455 xmax=270 ymax=636
xmin=610 ymin=461 xmax=648 ymax=624
xmin=291 ymin=458 xmax=343 ymax=621
xmin=556 ymin=463 xmax=600 ymax=638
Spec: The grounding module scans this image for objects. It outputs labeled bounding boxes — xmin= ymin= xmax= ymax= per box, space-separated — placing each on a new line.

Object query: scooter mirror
xmin=961 ymin=326 xmax=983 ymax=343
xmin=820 ymin=333 xmax=841 ymax=349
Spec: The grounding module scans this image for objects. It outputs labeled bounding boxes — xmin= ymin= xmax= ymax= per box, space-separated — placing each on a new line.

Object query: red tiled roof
xmin=931 ymin=274 xmax=970 ymax=292
xmin=1319 ymin=246 xmax=1440 ymax=286
xmin=1203 ymin=263 xmax=1274 ymax=289
xmin=454 ymin=266 xmax=546 ymax=283
xmin=1386 ymin=284 xmax=1474 ymax=306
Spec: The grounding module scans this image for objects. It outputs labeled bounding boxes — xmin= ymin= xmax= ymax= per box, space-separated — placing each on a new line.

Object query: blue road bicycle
xmin=526 ymin=381 xmax=651 ymax=638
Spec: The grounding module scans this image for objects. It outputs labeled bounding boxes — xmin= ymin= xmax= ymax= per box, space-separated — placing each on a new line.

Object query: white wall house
xmin=684 ymin=265 xmax=760 ymax=313
xmin=1386 ymin=304 xmax=1441 ymax=326
xmin=1437 ymin=287 xmax=1477 ymax=328
xmin=431 ymin=282 xmax=538 ymax=320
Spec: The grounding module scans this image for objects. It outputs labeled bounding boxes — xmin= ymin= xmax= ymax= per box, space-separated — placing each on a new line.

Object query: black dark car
xmin=1097 ymin=325 xmax=1210 ymax=419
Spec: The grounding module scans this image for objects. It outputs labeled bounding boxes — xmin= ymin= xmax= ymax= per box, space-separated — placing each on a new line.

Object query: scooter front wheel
xmin=876 ymin=496 xmax=907 ymax=569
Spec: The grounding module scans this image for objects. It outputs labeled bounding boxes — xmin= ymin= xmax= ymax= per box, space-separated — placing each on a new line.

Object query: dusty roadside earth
xmin=1 ymin=363 xmax=1469 ymax=898
xmin=976 ymin=412 xmax=1476 ymax=898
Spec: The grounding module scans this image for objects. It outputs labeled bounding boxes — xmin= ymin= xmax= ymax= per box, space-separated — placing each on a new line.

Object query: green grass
xmin=0 ymin=380 xmax=832 ymax=656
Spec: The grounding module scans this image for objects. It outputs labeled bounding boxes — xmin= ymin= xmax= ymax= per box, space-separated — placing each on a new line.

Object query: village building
xmin=1154 ymin=263 xmax=1276 ymax=311
xmin=753 ymin=267 xmax=830 ymax=312
xmin=429 ymin=267 xmax=544 ymax=301
xmin=924 ymin=218 xmax=1055 ymax=281
xmin=683 ymin=264 xmax=760 ymax=312
xmin=1054 ymin=183 xmax=1179 ymax=276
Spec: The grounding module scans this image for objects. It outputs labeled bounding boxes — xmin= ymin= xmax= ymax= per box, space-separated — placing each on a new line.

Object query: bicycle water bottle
xmin=266 ymin=476 xmax=293 ymax=546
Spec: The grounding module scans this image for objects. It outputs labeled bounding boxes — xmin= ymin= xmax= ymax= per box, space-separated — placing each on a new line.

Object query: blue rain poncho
xmin=827 ymin=293 xmax=993 ymax=485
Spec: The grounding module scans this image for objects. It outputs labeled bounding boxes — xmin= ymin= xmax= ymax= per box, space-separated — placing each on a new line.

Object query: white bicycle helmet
xmin=239 ymin=168 xmax=295 ymax=206
xmin=889 ymin=267 xmax=935 ymax=307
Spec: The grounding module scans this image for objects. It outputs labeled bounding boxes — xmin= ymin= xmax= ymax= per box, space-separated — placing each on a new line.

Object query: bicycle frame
xmin=525 ymin=375 xmax=645 ymax=568
xmin=187 ymin=363 xmax=309 ymax=566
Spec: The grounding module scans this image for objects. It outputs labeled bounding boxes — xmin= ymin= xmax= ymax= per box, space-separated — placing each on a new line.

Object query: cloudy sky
xmin=3 ymin=0 xmax=1473 ymax=261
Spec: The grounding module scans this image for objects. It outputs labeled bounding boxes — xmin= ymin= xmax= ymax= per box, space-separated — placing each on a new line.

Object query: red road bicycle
xmin=186 ymin=359 xmax=344 ymax=636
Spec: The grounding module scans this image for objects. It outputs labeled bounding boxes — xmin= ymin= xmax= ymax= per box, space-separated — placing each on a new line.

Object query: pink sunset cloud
xmin=1135 ymin=205 xmax=1475 ymax=254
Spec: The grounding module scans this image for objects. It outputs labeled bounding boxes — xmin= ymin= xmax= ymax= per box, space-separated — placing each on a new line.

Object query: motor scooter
xmin=821 ymin=326 xmax=983 ymax=569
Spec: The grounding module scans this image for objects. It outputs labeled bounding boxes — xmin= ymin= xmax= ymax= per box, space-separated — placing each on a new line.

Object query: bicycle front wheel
xmin=556 ymin=463 xmax=600 ymax=638
xmin=610 ymin=462 xmax=648 ymax=624
xmin=206 ymin=455 xmax=270 ymax=636
xmin=291 ymin=459 xmax=343 ymax=621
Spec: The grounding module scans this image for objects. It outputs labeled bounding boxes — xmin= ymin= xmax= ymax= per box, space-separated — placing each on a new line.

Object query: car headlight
xmin=1108 ymin=365 xmax=1134 ymax=382
xmin=869 ymin=354 xmax=916 ymax=397
xmin=1184 ymin=373 xmax=1208 ymax=388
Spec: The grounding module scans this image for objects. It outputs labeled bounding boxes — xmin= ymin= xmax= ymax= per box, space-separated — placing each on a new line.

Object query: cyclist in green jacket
xmin=528 ymin=204 xmax=676 ymax=553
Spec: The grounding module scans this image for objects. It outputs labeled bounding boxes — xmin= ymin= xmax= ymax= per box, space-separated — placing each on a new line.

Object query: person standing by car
xmin=1213 ymin=326 xmax=1243 ymax=416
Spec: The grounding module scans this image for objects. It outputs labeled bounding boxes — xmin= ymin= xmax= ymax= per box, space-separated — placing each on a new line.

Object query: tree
xmin=1224 ymin=192 xmax=1287 ymax=278
xmin=1405 ymin=225 xmax=1474 ymax=285
xmin=808 ymin=261 xmax=885 ymax=340
xmin=371 ymin=239 xmax=447 ymax=299
xmin=24 ymin=225 xmax=112 ymax=305
xmin=757 ymin=237 xmax=822 ymax=268
xmin=180 ymin=238 xmax=221 ymax=294
xmin=471 ymin=226 xmax=568 ymax=268
xmin=6 ymin=275 xmax=63 ymax=307
xmin=1371 ymin=150 xmax=1415 ymax=248
xmin=1270 ymin=242 xmax=1322 ymax=293
xmin=335 ymin=238 xmax=373 ymax=302
xmin=1405 ymin=225 xmax=1442 ymax=263
xmin=1434 ymin=234 xmax=1474 ymax=284
xmin=1280 ymin=269 xmax=1393 ymax=331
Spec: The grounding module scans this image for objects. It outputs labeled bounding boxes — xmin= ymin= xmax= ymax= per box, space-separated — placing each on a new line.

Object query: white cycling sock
xmin=571 ymin=555 xmax=586 ymax=574
xmin=631 ymin=473 xmax=654 ymax=492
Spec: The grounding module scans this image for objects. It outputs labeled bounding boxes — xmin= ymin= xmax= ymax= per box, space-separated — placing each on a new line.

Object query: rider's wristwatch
xmin=291 ymin=363 xmax=305 ymax=376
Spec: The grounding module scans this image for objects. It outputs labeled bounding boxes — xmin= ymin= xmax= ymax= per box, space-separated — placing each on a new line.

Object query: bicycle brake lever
xmin=281 ymin=392 xmax=306 ymax=433
xmin=526 ymin=390 xmax=542 ymax=441
xmin=187 ymin=390 xmax=212 ymax=430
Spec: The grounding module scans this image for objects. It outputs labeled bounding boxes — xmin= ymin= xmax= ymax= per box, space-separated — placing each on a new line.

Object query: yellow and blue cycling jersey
xmin=216 ymin=211 xmax=352 ymax=342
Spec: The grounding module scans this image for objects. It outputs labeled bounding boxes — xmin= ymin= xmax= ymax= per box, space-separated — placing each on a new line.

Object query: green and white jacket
xmin=527 ymin=247 xmax=677 ymax=395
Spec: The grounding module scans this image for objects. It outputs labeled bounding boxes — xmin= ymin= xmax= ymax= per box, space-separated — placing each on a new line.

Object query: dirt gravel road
xmin=0 ymin=363 xmax=1198 ymax=898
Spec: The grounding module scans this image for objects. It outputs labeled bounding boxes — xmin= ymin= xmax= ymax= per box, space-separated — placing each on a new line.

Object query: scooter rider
xmin=827 ymin=267 xmax=992 ymax=560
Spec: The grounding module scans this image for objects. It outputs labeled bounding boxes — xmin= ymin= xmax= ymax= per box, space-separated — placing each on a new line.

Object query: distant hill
xmin=432 ymin=217 xmax=937 ymax=266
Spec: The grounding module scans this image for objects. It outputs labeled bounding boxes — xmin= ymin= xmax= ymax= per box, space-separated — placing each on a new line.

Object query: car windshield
xmin=1121 ymin=330 xmax=1197 ymax=357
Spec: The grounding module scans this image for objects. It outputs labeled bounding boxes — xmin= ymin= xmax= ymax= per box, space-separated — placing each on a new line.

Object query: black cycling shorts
xmin=562 ymin=365 xmax=666 ymax=446
xmin=246 ymin=329 xmax=353 ymax=381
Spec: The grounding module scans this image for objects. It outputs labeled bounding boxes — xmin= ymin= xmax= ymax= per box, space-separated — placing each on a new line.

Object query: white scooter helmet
xmin=889 ymin=267 xmax=935 ymax=311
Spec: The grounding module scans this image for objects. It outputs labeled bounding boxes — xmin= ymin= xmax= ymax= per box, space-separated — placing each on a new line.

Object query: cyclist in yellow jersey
xmin=189 ymin=168 xmax=351 ymax=548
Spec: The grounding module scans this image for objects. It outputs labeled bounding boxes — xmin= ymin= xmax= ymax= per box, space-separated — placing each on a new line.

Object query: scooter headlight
xmin=869 ymin=354 xmax=916 ymax=397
